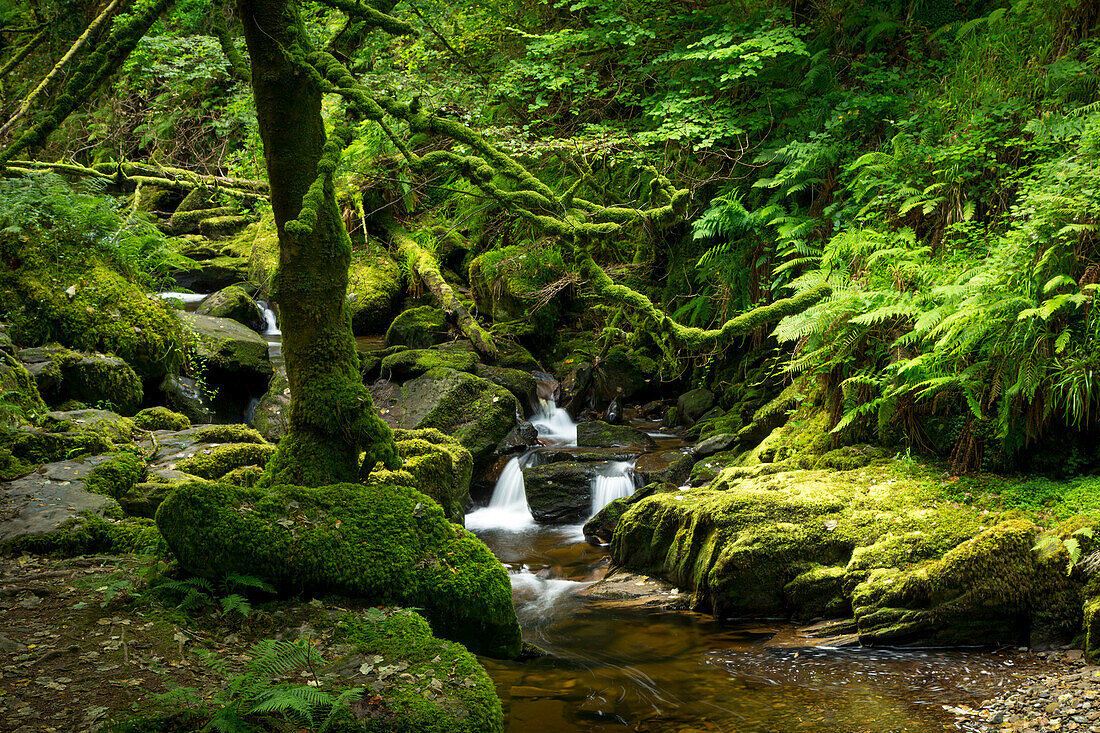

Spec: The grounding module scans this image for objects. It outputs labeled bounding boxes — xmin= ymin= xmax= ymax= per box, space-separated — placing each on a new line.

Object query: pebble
xmin=951 ymin=650 xmax=1100 ymax=732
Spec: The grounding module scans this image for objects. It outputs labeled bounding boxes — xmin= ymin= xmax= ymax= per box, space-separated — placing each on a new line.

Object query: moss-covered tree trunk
xmin=239 ymin=0 xmax=398 ymax=485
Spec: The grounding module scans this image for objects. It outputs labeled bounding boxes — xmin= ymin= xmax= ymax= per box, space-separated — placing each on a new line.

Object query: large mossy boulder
xmin=677 ymin=388 xmax=715 ymax=426
xmin=176 ymin=312 xmax=271 ymax=380
xmin=381 ymin=348 xmax=479 ymax=382
xmin=522 ymin=461 xmax=599 ymax=523
xmin=385 ymin=306 xmax=451 ymax=349
xmin=576 ymin=420 xmax=656 ymax=451
xmin=369 ymin=428 xmax=474 ymax=524
xmin=1 ymin=456 xmax=160 ymax=556
xmin=2 ymin=263 xmax=183 ymax=379
xmin=155 ymin=481 xmax=522 ymax=658
xmin=610 ymin=465 xmax=1084 ymax=646
xmin=195 ymin=285 xmax=265 ymax=333
xmin=348 ymin=249 xmax=404 ymax=335
xmin=18 ymin=346 xmax=144 ymax=415
xmin=371 ymin=368 xmax=519 ymax=471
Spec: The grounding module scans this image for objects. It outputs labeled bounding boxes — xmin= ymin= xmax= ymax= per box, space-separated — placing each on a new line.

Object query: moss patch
xmin=155 ymin=481 xmax=522 ymax=658
xmin=175 ymin=443 xmax=277 ymax=480
xmin=133 ymin=406 xmax=191 ymax=432
xmin=369 ymin=428 xmax=474 ymax=524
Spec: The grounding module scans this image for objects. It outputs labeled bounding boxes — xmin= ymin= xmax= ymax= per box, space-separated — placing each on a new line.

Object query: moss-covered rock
xmin=1 ymin=455 xmax=162 ymax=556
xmin=333 ymin=608 xmax=503 ymax=732
xmin=385 ymin=306 xmax=452 ymax=349
xmin=473 ymin=365 xmax=539 ymax=416
xmin=251 ymin=367 xmax=290 ymax=442
xmin=522 ymin=461 xmax=600 ymax=523
xmin=195 ymin=285 xmax=265 ymax=333
xmin=371 ymin=368 xmax=519 ymax=471
xmin=2 ymin=262 xmax=182 ymax=379
xmin=349 ymin=249 xmax=405 ymax=335
xmin=174 ymin=442 xmax=277 ymax=480
xmin=118 ymin=481 xmax=175 ymax=518
xmin=176 ymin=311 xmax=272 ymax=380
xmin=0 ymin=350 xmax=46 ymax=427
xmin=132 ymin=406 xmax=191 ymax=432
xmin=676 ymin=388 xmax=715 ymax=426
xmin=40 ymin=408 xmax=134 ymax=441
xmin=369 ymin=428 xmax=473 ymax=524
xmin=20 ymin=347 xmax=143 ymax=415
xmin=84 ymin=451 xmax=146 ymax=499
xmin=155 ymin=481 xmax=522 ymax=658
xmin=158 ymin=374 xmax=216 ymax=424
xmin=381 ymin=348 xmax=479 ymax=382
xmin=611 ymin=463 xmax=1087 ymax=646
xmin=576 ymin=420 xmax=656 ymax=451
xmin=0 ymin=427 xmax=114 ymax=480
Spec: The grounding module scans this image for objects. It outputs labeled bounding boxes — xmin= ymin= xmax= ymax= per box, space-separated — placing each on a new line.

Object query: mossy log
xmin=383 ymin=216 xmax=498 ymax=362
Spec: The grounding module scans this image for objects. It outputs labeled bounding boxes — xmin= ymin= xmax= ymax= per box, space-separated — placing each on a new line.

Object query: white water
xmin=467 ymin=399 xmax=637 ymax=531
xmin=591 ymin=461 xmax=636 ymax=515
xmin=256 ymin=300 xmax=280 ymax=336
xmin=157 ymin=291 xmax=208 ymax=304
xmin=465 ymin=455 xmax=536 ymax=531
xmin=530 ymin=397 xmax=577 ymax=445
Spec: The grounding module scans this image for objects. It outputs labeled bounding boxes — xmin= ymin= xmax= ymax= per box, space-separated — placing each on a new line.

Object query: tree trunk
xmin=238 ymin=0 xmax=397 ymax=485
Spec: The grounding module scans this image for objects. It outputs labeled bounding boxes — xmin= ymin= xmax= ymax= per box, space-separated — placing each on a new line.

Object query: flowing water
xmin=466 ymin=400 xmax=1036 ymax=733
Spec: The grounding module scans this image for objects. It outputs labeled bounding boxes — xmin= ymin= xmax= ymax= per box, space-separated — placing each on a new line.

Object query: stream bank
xmin=463 ymin=397 xmax=1069 ymax=732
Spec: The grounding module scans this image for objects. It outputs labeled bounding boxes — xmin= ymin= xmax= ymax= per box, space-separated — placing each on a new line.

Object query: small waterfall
xmin=465 ymin=454 xmax=537 ymax=531
xmin=467 ymin=399 xmax=580 ymax=531
xmin=256 ymin=300 xmax=280 ymax=336
xmin=591 ymin=461 xmax=636 ymax=515
xmin=531 ymin=398 xmax=577 ymax=445
xmin=243 ymin=396 xmax=260 ymax=425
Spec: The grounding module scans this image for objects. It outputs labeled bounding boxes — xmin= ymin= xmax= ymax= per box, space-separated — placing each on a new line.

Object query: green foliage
xmin=153 ymin=635 xmax=363 ymax=733
xmin=0 ymin=173 xmax=192 ymax=286
xmin=148 ymin=571 xmax=275 ymax=620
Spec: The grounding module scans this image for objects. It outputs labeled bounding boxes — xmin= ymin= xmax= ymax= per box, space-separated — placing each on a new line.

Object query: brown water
xmin=472 ymin=522 xmax=1033 ymax=733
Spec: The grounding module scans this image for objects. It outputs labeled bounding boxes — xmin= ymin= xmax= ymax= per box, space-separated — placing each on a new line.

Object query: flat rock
xmin=0 ymin=457 xmax=120 ymax=548
xmin=633 ymin=449 xmax=694 ymax=485
xmin=693 ymin=432 xmax=738 ymax=458
xmin=575 ymin=420 xmax=656 ymax=451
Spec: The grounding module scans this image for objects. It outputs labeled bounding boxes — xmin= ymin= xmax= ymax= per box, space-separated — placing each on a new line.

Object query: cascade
xmin=256 ymin=300 xmax=280 ymax=336
xmin=590 ymin=461 xmax=636 ymax=515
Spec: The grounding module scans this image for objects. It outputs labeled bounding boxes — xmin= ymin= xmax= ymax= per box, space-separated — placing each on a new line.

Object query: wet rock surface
xmin=0 ymin=457 xmax=120 ymax=549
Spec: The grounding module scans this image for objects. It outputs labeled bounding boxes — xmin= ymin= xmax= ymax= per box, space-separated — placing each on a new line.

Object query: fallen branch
xmin=381 ymin=214 xmax=498 ymax=362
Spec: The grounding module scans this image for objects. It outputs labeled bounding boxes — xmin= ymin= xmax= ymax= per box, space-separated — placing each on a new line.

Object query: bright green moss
xmin=467 ymin=244 xmax=565 ymax=335
xmin=175 ymin=443 xmax=277 ymax=480
xmin=335 ymin=609 xmax=503 ymax=733
xmin=5 ymin=513 xmax=165 ymax=557
xmin=0 ymin=430 xmax=113 ymax=480
xmin=348 ymin=248 xmax=404 ymax=335
xmin=385 ymin=306 xmax=451 ymax=349
xmin=132 ymin=406 xmax=191 ymax=431
xmin=192 ymin=424 xmax=266 ymax=444
xmin=369 ymin=428 xmax=473 ymax=524
xmin=155 ymin=481 xmax=522 ymax=658
xmin=1 ymin=262 xmax=183 ymax=379
xmin=85 ymin=451 xmax=146 ymax=499
xmin=381 ymin=349 xmax=479 ymax=381
xmin=0 ymin=350 xmax=46 ymax=426
xmin=221 ymin=464 xmax=264 ymax=487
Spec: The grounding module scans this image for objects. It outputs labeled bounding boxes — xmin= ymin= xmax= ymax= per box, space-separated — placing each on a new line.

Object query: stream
xmin=466 ymin=400 xmax=1034 ymax=733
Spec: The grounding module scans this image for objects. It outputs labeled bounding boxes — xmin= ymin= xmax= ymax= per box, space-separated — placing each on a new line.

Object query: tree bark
xmin=238 ymin=0 xmax=397 ymax=486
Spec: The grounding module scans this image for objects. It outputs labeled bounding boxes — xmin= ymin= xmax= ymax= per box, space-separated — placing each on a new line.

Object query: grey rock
xmin=694 ymin=433 xmax=738 ymax=458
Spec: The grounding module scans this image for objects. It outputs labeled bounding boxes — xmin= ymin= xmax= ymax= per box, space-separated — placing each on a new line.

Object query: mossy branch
xmin=0 ymin=0 xmax=173 ymax=166
xmin=0 ymin=27 xmax=48 ymax=82
xmin=212 ymin=4 xmax=250 ymax=84
xmin=0 ymin=0 xmax=123 ymax=137
xmin=382 ymin=215 xmax=498 ymax=362
xmin=573 ymin=237 xmax=832 ymax=349
xmin=312 ymin=0 xmax=413 ymax=36
xmin=3 ymin=158 xmax=269 ymax=199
